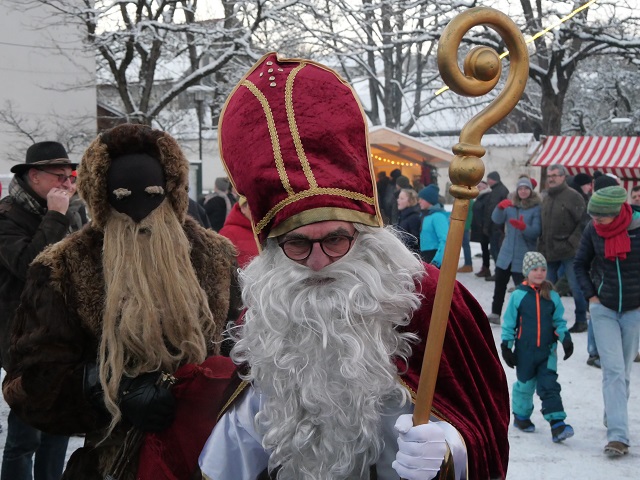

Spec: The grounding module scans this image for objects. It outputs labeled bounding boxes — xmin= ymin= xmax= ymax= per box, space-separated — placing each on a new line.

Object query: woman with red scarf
xmin=574 ymin=186 xmax=640 ymax=458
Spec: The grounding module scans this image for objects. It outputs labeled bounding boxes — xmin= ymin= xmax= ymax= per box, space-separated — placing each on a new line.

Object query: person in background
xmin=0 ymin=141 xmax=76 ymax=480
xmin=458 ymin=190 xmax=474 ymax=273
xmin=501 ymin=251 xmax=574 ymax=443
xmin=570 ymin=173 xmax=593 ymax=204
xmin=394 ymin=188 xmax=421 ymax=254
xmin=471 ymin=180 xmax=492 ymax=277
xmin=574 ymin=186 xmax=640 ymax=457
xmin=418 ymin=184 xmax=449 ymax=268
xmin=203 ymin=177 xmax=232 ymax=231
xmin=538 ymin=164 xmax=588 ymax=333
xmin=219 ymin=196 xmax=259 ymax=268
xmin=188 ymin=197 xmax=212 ymax=228
xmin=199 ymin=53 xmax=510 ymax=480
xmin=382 ymin=169 xmax=402 ymax=225
xmin=629 ymin=185 xmax=640 ymax=211
xmin=484 ymin=171 xmax=509 ymax=281
xmin=487 ymin=176 xmax=541 ymax=325
xmin=376 ymin=171 xmax=391 ymax=223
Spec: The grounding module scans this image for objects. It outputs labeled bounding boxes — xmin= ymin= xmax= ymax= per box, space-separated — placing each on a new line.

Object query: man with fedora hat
xmin=0 ymin=141 xmax=77 ymax=480
xmin=198 ymin=53 xmax=509 ymax=480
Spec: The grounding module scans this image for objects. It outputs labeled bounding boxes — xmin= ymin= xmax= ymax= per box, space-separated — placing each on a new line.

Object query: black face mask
xmin=106 ymin=153 xmax=166 ymax=223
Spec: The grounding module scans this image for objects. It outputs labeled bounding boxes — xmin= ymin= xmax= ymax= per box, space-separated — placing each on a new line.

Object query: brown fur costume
xmin=2 ymin=124 xmax=239 ymax=479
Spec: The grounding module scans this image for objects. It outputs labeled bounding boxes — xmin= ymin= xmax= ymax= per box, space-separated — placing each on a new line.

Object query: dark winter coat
xmin=2 ymin=219 xmax=239 ymax=479
xmin=491 ymin=191 xmax=541 ymax=272
xmin=538 ymin=182 xmax=586 ymax=262
xmin=484 ymin=181 xmax=509 ymax=236
xmin=395 ymin=204 xmax=421 ymax=253
xmin=0 ymin=191 xmax=71 ymax=370
xmin=574 ymin=213 xmax=640 ymax=312
xmin=470 ymin=189 xmax=490 ymax=242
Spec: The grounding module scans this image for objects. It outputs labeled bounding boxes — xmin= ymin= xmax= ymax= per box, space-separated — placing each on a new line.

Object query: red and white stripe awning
xmin=528 ymin=136 xmax=640 ymax=190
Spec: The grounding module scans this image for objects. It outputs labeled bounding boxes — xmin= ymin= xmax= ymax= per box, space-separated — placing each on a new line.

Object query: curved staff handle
xmin=412 ymin=7 xmax=529 ymax=426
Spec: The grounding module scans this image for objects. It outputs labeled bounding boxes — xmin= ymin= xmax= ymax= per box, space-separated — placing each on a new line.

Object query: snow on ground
xmin=0 ymin=250 xmax=638 ymax=478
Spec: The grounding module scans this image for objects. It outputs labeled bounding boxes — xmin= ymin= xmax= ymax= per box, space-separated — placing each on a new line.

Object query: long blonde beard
xmin=99 ymin=200 xmax=217 ymax=436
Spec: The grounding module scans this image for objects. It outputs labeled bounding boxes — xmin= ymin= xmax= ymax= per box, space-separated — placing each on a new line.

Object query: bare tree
xmin=271 ymin=0 xmax=481 ymax=135
xmin=506 ymin=0 xmax=640 ymax=135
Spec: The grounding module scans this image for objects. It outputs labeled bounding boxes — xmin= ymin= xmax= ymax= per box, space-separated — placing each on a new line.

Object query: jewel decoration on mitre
xmin=218 ymin=52 xmax=382 ymax=244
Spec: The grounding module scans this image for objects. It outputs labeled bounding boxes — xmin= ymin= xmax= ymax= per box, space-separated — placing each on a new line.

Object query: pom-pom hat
xmin=588 ymin=186 xmax=628 ymax=217
xmin=522 ymin=251 xmax=547 ymax=277
xmin=218 ymin=52 xmax=382 ymax=244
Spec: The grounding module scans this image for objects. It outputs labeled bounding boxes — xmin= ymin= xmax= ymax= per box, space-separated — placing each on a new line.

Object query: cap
xmin=588 ymin=186 xmax=628 ymax=217
xmin=522 ymin=251 xmax=547 ymax=277
xmin=218 ymin=52 xmax=381 ymax=244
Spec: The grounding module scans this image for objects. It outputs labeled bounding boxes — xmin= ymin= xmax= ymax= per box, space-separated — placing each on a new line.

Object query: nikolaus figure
xmin=198 ymin=53 xmax=510 ymax=480
xmin=3 ymin=124 xmax=239 ymax=479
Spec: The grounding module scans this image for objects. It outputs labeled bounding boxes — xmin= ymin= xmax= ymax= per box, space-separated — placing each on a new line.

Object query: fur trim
xmin=510 ymin=190 xmax=541 ymax=210
xmin=33 ymin=217 xmax=236 ymax=340
xmin=77 ymin=124 xmax=190 ymax=229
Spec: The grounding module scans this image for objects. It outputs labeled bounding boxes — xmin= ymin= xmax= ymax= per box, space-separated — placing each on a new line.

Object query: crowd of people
xmin=0 ymin=51 xmax=636 ymax=480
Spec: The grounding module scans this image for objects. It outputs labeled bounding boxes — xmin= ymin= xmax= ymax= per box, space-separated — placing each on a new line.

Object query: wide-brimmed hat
xmin=218 ymin=52 xmax=382 ymax=244
xmin=11 ymin=141 xmax=77 ymax=174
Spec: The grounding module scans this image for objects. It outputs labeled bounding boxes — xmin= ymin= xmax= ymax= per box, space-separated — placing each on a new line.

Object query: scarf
xmin=8 ymin=176 xmax=46 ymax=216
xmin=593 ymin=202 xmax=632 ymax=261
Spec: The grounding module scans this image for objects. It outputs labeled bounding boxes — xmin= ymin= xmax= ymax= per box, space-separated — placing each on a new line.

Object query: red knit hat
xmin=218 ymin=52 xmax=382 ymax=244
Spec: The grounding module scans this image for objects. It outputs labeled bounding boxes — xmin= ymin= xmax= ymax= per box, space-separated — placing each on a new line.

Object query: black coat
xmin=574 ymin=215 xmax=640 ymax=312
xmin=0 ymin=195 xmax=70 ymax=369
xmin=470 ymin=190 xmax=491 ymax=242
xmin=396 ymin=204 xmax=421 ymax=253
xmin=484 ymin=182 xmax=509 ymax=236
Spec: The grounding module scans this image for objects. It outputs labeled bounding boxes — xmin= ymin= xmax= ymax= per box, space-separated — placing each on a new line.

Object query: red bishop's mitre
xmin=219 ymin=52 xmax=383 ymax=244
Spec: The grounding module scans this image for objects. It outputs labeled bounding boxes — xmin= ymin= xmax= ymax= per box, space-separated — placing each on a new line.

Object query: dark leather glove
xmin=83 ymin=363 xmax=108 ymax=414
xmin=118 ymin=371 xmax=176 ymax=432
xmin=498 ymin=199 xmax=513 ymax=210
xmin=501 ymin=341 xmax=516 ymax=368
xmin=509 ymin=215 xmax=526 ymax=231
xmin=562 ymin=335 xmax=574 ymax=360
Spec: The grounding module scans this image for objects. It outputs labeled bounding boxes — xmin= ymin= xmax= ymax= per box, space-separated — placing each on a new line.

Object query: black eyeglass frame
xmin=279 ymin=234 xmax=356 ymax=261
xmin=37 ymin=169 xmax=76 ymax=184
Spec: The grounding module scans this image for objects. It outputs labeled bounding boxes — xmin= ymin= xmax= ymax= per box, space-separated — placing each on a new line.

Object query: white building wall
xmin=0 ymin=1 xmax=96 ymax=188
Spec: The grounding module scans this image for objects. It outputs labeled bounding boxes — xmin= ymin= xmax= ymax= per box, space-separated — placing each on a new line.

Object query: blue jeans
xmin=462 ymin=230 xmax=472 ymax=266
xmin=588 ymin=318 xmax=598 ymax=357
xmin=546 ymin=258 xmax=587 ymax=324
xmin=590 ymin=302 xmax=640 ymax=445
xmin=1 ymin=410 xmax=69 ymax=480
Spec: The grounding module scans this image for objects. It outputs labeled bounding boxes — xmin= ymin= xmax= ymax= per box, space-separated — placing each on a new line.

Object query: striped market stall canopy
xmin=528 ymin=136 xmax=640 ymax=191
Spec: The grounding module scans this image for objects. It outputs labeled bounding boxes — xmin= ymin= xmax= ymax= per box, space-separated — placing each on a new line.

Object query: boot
xmin=513 ymin=414 xmax=535 ymax=433
xmin=550 ymin=421 xmax=574 ymax=443
xmin=475 ymin=266 xmax=490 ymax=278
xmin=457 ymin=265 xmax=473 ymax=273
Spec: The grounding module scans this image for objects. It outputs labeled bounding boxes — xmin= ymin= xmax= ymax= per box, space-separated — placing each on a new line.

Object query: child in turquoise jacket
xmin=501 ymin=251 xmax=575 ymax=443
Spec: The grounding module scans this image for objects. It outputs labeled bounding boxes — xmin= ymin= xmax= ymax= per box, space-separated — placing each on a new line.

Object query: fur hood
xmin=77 ymin=124 xmax=190 ymax=229
xmin=509 ymin=190 xmax=541 ymax=210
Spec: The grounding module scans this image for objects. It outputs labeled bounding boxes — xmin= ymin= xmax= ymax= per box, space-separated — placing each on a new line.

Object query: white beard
xmin=231 ymin=225 xmax=426 ymax=480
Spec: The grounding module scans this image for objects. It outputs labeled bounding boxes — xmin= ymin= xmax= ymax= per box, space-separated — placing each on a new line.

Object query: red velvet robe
xmin=138 ymin=264 xmax=509 ymax=479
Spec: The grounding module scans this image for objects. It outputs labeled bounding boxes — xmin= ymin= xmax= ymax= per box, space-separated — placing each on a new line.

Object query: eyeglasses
xmin=38 ymin=169 xmax=76 ymax=184
xmin=547 ymin=174 xmax=565 ymax=179
xmin=279 ymin=234 xmax=355 ymax=261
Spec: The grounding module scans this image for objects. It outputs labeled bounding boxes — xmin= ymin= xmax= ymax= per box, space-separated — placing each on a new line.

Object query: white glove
xmin=392 ymin=414 xmax=448 ymax=480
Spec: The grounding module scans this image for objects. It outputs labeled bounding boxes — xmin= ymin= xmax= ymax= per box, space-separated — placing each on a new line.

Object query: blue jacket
xmin=501 ymin=282 xmax=569 ymax=349
xmin=574 ymin=211 xmax=640 ymax=312
xmin=491 ymin=193 xmax=541 ymax=272
xmin=420 ymin=205 xmax=449 ymax=267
